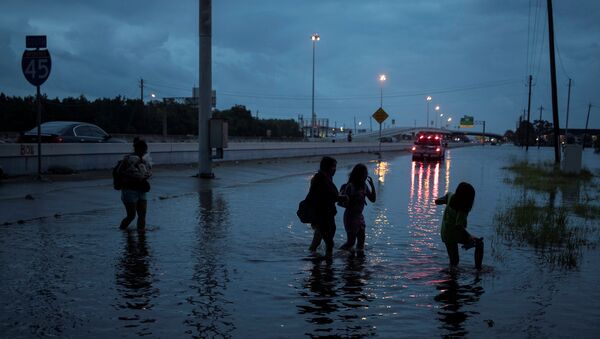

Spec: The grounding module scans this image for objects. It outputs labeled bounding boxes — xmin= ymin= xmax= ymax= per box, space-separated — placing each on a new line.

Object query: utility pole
xmin=538 ymin=105 xmax=544 ymax=149
xmin=583 ymin=103 xmax=592 ymax=150
xmin=565 ymin=78 xmax=572 ymax=140
xmin=526 ymin=75 xmax=533 ymax=151
xmin=198 ymin=0 xmax=213 ymax=178
xmin=354 ymin=116 xmax=357 ymax=134
xmin=140 ymin=78 xmax=144 ymax=102
xmin=547 ymin=0 xmax=561 ymax=163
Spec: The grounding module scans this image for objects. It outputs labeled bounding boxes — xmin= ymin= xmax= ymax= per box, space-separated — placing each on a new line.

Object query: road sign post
xmin=372 ymin=107 xmax=389 ymax=154
xmin=22 ymin=35 xmax=51 ymax=179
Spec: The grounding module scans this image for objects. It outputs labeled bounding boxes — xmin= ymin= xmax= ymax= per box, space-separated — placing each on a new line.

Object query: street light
xmin=426 ymin=96 xmax=432 ymax=127
xmin=379 ymin=74 xmax=386 ymax=108
xmin=311 ymin=33 xmax=320 ymax=138
xmin=447 ymin=117 xmax=452 ymax=129
xmin=439 ymin=113 xmax=444 ymax=129
xmin=434 ymin=105 xmax=440 ymax=128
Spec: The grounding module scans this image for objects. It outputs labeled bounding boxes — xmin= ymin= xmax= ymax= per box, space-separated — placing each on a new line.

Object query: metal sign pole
xmin=36 ymin=85 xmax=42 ymax=179
xmin=22 ymin=36 xmax=51 ymax=180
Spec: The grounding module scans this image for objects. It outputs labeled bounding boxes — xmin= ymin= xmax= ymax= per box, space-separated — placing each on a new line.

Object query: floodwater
xmin=1 ymin=146 xmax=600 ymax=338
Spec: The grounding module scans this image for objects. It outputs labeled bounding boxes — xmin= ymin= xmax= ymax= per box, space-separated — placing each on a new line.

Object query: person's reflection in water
xmin=434 ymin=271 xmax=484 ymax=337
xmin=184 ymin=189 xmax=235 ymax=338
xmin=115 ymin=229 xmax=158 ymax=336
xmin=339 ymin=253 xmax=376 ymax=337
xmin=298 ymin=254 xmax=376 ymax=338
xmin=298 ymin=257 xmax=339 ymax=336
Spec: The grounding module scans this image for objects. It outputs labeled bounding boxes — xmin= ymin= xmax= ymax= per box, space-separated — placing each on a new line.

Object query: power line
xmin=554 ymin=31 xmax=571 ymax=79
xmin=220 ymin=78 xmax=521 ymax=101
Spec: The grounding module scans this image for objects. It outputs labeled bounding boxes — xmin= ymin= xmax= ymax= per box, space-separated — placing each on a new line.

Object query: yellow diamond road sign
xmin=372 ymin=107 xmax=389 ymax=124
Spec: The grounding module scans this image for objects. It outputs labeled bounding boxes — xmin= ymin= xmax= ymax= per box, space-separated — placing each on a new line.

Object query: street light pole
xmin=379 ymin=74 xmax=386 ymax=108
xmin=426 ymin=96 xmax=432 ymax=128
xmin=311 ymin=33 xmax=320 ymax=138
xmin=583 ymin=103 xmax=593 ymax=150
xmin=198 ymin=0 xmax=213 ymax=178
xmin=434 ymin=105 xmax=440 ymax=128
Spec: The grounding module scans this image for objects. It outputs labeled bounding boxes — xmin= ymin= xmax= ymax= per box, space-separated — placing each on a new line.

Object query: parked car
xmin=17 ymin=121 xmax=126 ymax=143
xmin=411 ymin=131 xmax=445 ymax=161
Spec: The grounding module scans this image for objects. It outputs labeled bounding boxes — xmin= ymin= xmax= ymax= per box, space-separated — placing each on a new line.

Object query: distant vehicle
xmin=17 ymin=121 xmax=126 ymax=143
xmin=411 ymin=132 xmax=445 ymax=161
xmin=379 ymin=136 xmax=396 ymax=143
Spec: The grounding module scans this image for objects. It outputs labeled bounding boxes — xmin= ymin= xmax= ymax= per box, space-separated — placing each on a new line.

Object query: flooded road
xmin=1 ymin=146 xmax=600 ymax=338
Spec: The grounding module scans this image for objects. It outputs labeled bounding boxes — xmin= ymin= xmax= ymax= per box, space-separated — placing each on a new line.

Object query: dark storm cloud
xmin=1 ymin=0 xmax=599 ymax=132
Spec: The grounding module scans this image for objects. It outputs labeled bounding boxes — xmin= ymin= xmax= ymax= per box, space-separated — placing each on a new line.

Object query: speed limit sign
xmin=22 ymin=49 xmax=52 ymax=87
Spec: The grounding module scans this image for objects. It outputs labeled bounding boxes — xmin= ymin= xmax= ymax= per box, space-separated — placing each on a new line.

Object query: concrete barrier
xmin=0 ymin=141 xmax=411 ymax=176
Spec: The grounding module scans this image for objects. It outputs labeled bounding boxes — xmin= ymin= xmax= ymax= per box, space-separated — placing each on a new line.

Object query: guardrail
xmin=0 ymin=141 xmax=412 ymax=176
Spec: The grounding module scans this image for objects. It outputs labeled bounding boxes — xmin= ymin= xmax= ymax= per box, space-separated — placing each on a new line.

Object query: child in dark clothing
xmin=435 ymin=182 xmax=483 ymax=270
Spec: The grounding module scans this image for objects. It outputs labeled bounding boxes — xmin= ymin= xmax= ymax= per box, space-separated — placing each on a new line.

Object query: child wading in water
xmin=435 ymin=182 xmax=483 ymax=270
xmin=339 ymin=163 xmax=376 ymax=252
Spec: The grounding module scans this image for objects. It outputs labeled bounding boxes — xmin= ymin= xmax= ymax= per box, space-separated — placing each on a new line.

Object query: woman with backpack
xmin=307 ymin=156 xmax=348 ymax=257
xmin=119 ymin=137 xmax=152 ymax=230
xmin=339 ymin=163 xmax=376 ymax=252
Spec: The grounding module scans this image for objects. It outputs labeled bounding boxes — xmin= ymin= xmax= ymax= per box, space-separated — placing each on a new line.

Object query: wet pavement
xmin=1 ymin=146 xmax=600 ymax=338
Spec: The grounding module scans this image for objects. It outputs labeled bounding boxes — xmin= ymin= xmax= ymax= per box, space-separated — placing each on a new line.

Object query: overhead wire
xmin=218 ymin=78 xmax=521 ymax=102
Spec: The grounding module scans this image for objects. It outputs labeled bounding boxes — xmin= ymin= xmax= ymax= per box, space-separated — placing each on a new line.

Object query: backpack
xmin=112 ymin=160 xmax=124 ymax=190
xmin=297 ymin=192 xmax=317 ymax=224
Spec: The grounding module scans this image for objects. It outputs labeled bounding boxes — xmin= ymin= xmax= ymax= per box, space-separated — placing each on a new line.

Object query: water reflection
xmin=298 ymin=258 xmax=339 ymax=328
xmin=374 ymin=160 xmax=390 ymax=184
xmin=434 ymin=272 xmax=484 ymax=337
xmin=298 ymin=254 xmax=376 ymax=338
xmin=115 ymin=229 xmax=159 ymax=335
xmin=339 ymin=253 xmax=376 ymax=337
xmin=184 ymin=189 xmax=235 ymax=338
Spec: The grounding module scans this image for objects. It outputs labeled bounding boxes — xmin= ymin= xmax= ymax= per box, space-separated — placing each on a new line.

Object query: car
xmin=379 ymin=136 xmax=397 ymax=143
xmin=17 ymin=121 xmax=126 ymax=143
xmin=411 ymin=132 xmax=445 ymax=161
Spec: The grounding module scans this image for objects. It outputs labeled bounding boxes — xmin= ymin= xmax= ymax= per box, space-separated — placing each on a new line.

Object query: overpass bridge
xmin=349 ymin=126 xmax=503 ymax=142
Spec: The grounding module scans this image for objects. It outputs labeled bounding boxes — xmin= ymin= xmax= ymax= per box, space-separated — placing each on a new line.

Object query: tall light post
xmin=434 ymin=105 xmax=440 ymax=128
xmin=426 ymin=96 xmax=432 ymax=127
xmin=379 ymin=74 xmax=387 ymax=107
xmin=447 ymin=117 xmax=452 ymax=129
xmin=311 ymin=33 xmax=320 ymax=137
xmin=439 ymin=113 xmax=444 ymax=129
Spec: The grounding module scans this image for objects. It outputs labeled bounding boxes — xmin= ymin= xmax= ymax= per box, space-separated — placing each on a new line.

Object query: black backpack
xmin=112 ymin=160 xmax=124 ymax=190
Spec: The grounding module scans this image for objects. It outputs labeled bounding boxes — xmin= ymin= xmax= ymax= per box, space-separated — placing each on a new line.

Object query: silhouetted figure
xmin=339 ymin=163 xmax=376 ymax=252
xmin=119 ymin=138 xmax=152 ymax=230
xmin=308 ymin=157 xmax=347 ymax=256
xmin=435 ymin=182 xmax=483 ymax=269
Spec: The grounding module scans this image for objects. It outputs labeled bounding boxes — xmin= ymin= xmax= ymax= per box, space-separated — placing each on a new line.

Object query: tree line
xmin=0 ymin=93 xmax=303 ymax=138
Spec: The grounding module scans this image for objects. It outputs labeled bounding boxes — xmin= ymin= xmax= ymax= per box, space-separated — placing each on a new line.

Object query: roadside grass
xmin=502 ymin=160 xmax=593 ymax=193
xmin=495 ymin=160 xmax=599 ymax=268
xmin=494 ymin=199 xmax=591 ymax=268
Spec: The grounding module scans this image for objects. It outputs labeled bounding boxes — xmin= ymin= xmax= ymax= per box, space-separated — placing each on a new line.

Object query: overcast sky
xmin=1 ymin=0 xmax=599 ymax=133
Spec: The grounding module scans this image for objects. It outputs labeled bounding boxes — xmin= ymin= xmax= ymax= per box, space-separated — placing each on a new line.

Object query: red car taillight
xmin=51 ymin=136 xmax=64 ymax=143
xmin=412 ymin=146 xmax=416 ymax=151
xmin=436 ymin=147 xmax=441 ymax=152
